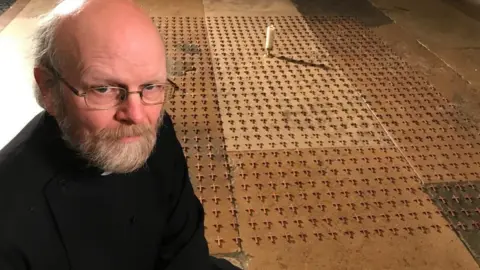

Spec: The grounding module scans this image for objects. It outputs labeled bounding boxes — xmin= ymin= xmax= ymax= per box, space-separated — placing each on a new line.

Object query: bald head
xmin=54 ymin=0 xmax=165 ymax=79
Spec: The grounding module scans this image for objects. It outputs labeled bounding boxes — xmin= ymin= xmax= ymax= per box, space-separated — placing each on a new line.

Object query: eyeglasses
xmin=45 ymin=65 xmax=178 ymax=110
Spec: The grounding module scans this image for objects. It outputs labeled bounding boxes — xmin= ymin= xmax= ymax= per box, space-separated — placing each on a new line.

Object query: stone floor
xmin=0 ymin=0 xmax=16 ymax=15
xmin=1 ymin=0 xmax=480 ymax=269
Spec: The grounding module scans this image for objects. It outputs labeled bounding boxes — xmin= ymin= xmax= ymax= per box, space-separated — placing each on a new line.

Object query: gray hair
xmin=32 ymin=0 xmax=85 ymax=109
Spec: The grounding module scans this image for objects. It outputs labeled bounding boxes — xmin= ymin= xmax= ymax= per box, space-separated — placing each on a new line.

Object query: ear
xmin=33 ymin=67 xmax=58 ymax=116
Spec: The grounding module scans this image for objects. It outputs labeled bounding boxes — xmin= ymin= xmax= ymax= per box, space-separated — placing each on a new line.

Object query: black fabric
xmin=0 ymin=111 xmax=240 ymax=270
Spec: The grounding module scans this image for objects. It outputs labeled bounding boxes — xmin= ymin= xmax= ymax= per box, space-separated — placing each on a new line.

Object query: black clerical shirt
xmin=50 ymin=169 xmax=165 ymax=269
xmin=0 ymin=111 xmax=238 ymax=270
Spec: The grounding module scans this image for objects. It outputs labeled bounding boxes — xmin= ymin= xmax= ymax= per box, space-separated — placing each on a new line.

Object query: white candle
xmin=265 ymin=25 xmax=275 ymax=50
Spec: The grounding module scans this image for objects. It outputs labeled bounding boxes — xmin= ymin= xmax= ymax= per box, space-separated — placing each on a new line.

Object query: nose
xmin=115 ymin=93 xmax=146 ymax=124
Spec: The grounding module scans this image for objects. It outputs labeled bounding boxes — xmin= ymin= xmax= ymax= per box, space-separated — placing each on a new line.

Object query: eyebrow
xmin=82 ymin=76 xmax=167 ymax=88
xmin=142 ymin=79 xmax=168 ymax=84
xmin=81 ymin=78 xmax=123 ymax=88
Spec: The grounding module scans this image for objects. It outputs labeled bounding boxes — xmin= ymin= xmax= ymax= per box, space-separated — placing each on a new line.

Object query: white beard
xmin=57 ymin=108 xmax=163 ymax=174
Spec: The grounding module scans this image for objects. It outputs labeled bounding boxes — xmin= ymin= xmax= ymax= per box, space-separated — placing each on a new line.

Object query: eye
xmin=143 ymin=84 xmax=165 ymax=91
xmin=144 ymin=84 xmax=155 ymax=90
xmin=144 ymin=84 xmax=157 ymax=91
xmin=92 ymin=86 xmax=111 ymax=94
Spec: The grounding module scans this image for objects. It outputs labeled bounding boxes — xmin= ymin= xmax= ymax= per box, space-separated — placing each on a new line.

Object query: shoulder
xmin=0 ymin=111 xmax=56 ymax=217
xmin=0 ymin=112 xmax=64 ymax=249
xmin=159 ymin=111 xmax=177 ymax=139
xmin=0 ymin=112 xmax=45 ymax=181
xmin=156 ymin=111 xmax=182 ymax=155
xmin=147 ymin=111 xmax=186 ymax=186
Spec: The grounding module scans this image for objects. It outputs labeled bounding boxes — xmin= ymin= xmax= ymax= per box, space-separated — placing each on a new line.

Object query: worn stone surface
xmin=291 ymin=0 xmax=392 ymax=27
xmin=304 ymin=16 xmax=480 ymax=184
xmin=425 ymin=181 xmax=480 ymax=264
xmin=0 ymin=0 xmax=30 ymax=32
xmin=369 ymin=0 xmax=480 ymax=125
xmin=139 ymin=0 xmax=205 ymax=16
xmin=156 ymin=15 xmax=480 ymax=269
xmin=0 ymin=0 xmax=15 ymax=16
xmin=203 ymin=0 xmax=300 ymax=16
xmin=207 ymin=16 xmax=392 ymax=152
xmin=225 ymin=145 xmax=478 ymax=269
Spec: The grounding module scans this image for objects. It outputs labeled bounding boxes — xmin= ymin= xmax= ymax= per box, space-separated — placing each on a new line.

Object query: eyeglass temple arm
xmin=44 ymin=65 xmax=83 ymax=96
xmin=167 ymin=78 xmax=180 ymax=92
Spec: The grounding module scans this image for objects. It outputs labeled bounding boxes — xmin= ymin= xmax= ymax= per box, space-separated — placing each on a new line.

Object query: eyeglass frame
xmin=44 ymin=64 xmax=179 ymax=110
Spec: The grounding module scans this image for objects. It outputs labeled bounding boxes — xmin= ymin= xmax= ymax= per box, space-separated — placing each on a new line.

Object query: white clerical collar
xmin=101 ymin=171 xmax=113 ymax=176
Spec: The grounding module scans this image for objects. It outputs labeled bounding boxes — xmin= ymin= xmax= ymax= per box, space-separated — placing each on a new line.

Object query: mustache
xmin=95 ymin=124 xmax=156 ymax=140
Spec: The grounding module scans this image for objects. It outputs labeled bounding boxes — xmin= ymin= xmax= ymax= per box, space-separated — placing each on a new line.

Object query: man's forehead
xmin=79 ymin=60 xmax=167 ymax=84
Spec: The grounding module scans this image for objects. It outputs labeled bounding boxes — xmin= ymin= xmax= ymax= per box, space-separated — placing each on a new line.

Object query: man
xmin=0 ymin=0 xmax=239 ymax=269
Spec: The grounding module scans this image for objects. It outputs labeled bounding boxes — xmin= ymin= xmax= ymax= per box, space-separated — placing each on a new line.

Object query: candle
xmin=265 ymin=25 xmax=275 ymax=50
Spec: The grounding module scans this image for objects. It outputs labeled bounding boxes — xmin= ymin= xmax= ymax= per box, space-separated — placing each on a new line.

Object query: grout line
xmin=416 ymin=39 xmax=472 ymax=85
xmin=361 ymin=96 xmax=426 ymax=185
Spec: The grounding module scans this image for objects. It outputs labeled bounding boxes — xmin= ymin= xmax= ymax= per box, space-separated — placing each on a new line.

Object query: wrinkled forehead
xmin=78 ymin=41 xmax=167 ymax=75
xmin=56 ymin=21 xmax=166 ymax=82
